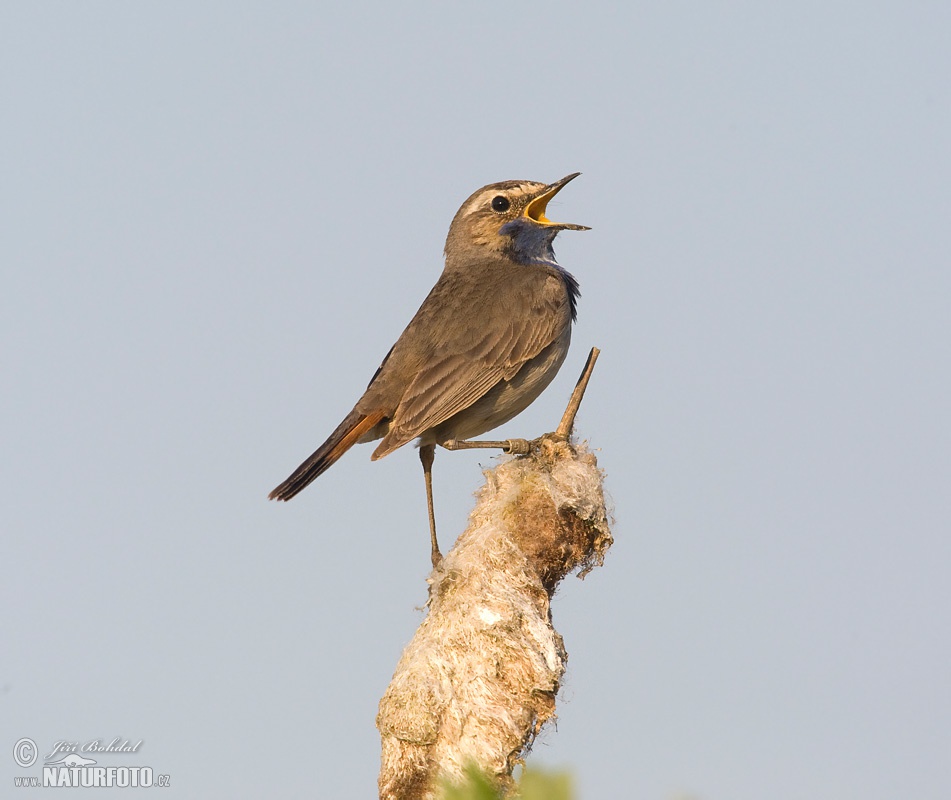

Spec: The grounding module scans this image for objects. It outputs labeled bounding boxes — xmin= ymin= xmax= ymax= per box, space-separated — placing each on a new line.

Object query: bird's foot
xmin=502 ymin=438 xmax=532 ymax=455
xmin=442 ymin=437 xmax=535 ymax=455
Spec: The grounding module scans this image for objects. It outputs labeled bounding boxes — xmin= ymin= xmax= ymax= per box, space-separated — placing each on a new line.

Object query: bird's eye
xmin=491 ymin=195 xmax=511 ymax=213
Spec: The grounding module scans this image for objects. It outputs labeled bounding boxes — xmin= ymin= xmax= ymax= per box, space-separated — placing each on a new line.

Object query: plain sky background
xmin=2 ymin=3 xmax=949 ymax=799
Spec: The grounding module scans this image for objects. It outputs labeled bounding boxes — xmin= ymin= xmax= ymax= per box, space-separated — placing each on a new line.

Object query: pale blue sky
xmin=3 ymin=4 xmax=949 ymax=798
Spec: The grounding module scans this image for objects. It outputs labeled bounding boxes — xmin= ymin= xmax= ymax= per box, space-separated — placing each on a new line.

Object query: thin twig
xmin=556 ymin=346 xmax=600 ymax=438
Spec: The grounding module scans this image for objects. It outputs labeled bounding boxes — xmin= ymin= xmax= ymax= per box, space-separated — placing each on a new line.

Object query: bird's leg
xmin=441 ymin=438 xmax=533 ymax=455
xmin=419 ymin=443 xmax=441 ymax=568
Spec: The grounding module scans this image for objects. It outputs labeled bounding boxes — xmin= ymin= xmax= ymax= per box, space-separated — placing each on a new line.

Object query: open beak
xmin=523 ymin=172 xmax=590 ymax=231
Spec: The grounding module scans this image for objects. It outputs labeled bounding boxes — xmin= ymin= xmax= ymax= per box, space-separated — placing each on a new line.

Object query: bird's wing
xmin=369 ymin=280 xmax=568 ymax=456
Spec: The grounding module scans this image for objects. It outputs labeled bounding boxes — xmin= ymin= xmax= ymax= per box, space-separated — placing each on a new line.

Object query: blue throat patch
xmin=500 ymin=218 xmax=580 ymax=321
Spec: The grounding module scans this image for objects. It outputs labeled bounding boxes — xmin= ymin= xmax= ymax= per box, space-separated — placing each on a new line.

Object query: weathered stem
xmin=557 ymin=346 xmax=600 ymax=438
xmin=377 ymin=351 xmax=611 ymax=799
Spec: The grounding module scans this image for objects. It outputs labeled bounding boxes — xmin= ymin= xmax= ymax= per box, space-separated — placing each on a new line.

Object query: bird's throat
xmin=499 ymin=218 xmax=561 ymax=267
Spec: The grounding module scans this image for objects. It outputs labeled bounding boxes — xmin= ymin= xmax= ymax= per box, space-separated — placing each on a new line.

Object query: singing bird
xmin=269 ymin=173 xmax=588 ymax=566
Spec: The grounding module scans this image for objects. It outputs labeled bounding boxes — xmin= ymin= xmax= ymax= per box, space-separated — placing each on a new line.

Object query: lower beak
xmin=523 ymin=172 xmax=590 ymax=231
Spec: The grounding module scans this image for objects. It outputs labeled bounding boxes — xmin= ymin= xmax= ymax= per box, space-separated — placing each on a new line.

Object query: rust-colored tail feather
xmin=269 ymin=409 xmax=387 ymax=501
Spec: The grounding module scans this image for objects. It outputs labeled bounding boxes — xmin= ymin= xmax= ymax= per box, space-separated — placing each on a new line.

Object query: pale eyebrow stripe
xmin=460 ymin=183 xmax=539 ymax=218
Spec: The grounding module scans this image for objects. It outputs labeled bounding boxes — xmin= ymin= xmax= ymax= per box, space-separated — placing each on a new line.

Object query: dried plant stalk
xmin=377 ymin=433 xmax=612 ymax=800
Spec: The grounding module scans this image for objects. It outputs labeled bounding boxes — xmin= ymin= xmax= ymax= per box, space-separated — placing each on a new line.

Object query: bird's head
xmin=444 ymin=173 xmax=589 ymax=267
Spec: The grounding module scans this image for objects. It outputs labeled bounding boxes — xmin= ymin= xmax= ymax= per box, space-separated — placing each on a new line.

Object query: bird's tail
xmin=268 ymin=409 xmax=387 ymax=501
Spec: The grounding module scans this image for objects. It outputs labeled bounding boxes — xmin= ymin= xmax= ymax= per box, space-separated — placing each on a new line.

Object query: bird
xmin=269 ymin=173 xmax=589 ymax=567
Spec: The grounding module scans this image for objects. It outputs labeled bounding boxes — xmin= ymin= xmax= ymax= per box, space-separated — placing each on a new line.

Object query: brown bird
xmin=269 ymin=173 xmax=588 ymax=566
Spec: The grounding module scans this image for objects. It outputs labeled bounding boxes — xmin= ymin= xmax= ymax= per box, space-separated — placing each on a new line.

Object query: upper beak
xmin=523 ymin=172 xmax=590 ymax=231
